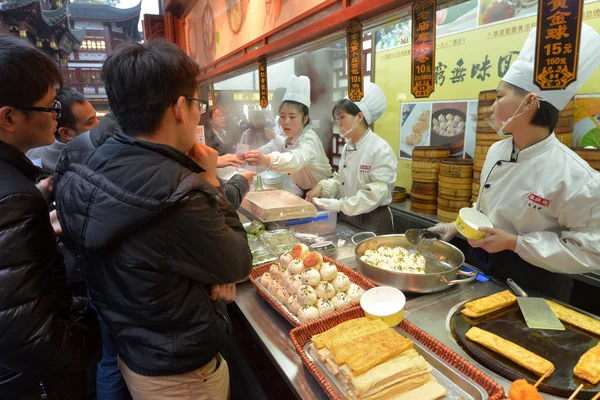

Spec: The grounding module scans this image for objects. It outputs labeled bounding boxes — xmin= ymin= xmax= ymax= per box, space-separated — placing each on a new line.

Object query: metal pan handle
xmin=506 ymin=278 xmax=528 ymax=297
xmin=351 ymin=232 xmax=377 ymax=245
xmin=442 ymin=269 xmax=479 ymax=285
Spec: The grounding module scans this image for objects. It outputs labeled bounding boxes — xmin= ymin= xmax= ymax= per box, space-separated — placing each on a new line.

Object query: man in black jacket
xmin=0 ymin=34 xmax=101 ymax=399
xmin=54 ymin=40 xmax=253 ymax=399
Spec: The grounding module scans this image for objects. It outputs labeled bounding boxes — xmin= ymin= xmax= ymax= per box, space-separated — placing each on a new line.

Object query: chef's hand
xmin=238 ymin=171 xmax=256 ymax=186
xmin=188 ymin=142 xmax=220 ymax=187
xmin=36 ymin=176 xmax=54 ymax=204
xmin=209 ymin=283 xmax=236 ymax=303
xmin=244 ymin=150 xmax=271 ymax=167
xmin=265 ymin=128 xmax=276 ymax=140
xmin=305 ymin=185 xmax=323 ymax=203
xmin=468 ymin=227 xmax=517 ymax=254
xmin=49 ymin=210 xmax=63 ymax=236
xmin=313 ymin=198 xmax=340 ymax=212
xmin=217 ymin=153 xmax=245 ymax=168
xmin=427 ymin=222 xmax=458 ymax=242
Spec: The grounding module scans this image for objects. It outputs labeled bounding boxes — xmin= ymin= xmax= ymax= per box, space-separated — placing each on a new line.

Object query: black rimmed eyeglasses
xmin=13 ymin=100 xmax=62 ymax=119
xmin=171 ymin=96 xmax=208 ymax=114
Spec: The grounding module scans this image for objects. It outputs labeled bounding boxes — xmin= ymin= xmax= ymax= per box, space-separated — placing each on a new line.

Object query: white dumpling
xmin=280 ymin=268 xmax=292 ymax=287
xmin=291 ymin=243 xmax=310 ymax=260
xmin=315 ymin=281 xmax=336 ymax=300
xmin=320 ymin=262 xmax=338 ymax=281
xmin=286 ymin=274 xmax=303 ymax=295
xmin=303 ymin=252 xmax=324 ymax=271
xmin=261 ymin=272 xmax=273 ymax=287
xmin=454 ymin=115 xmax=462 ymax=124
xmin=301 ymin=268 xmax=321 ymax=287
xmin=275 ymin=287 xmax=289 ymax=304
xmin=432 ymin=118 xmax=439 ymax=127
xmin=446 ymin=113 xmax=453 ymax=121
xmin=432 ymin=125 xmax=440 ymax=134
xmin=347 ymin=283 xmax=365 ymax=303
xmin=279 ymin=252 xmax=294 ymax=269
xmin=297 ymin=305 xmax=320 ymax=323
xmin=331 ymin=273 xmax=351 ymax=292
xmin=331 ymin=292 xmax=352 ymax=310
xmin=458 ymin=121 xmax=465 ymax=131
xmin=267 ymin=279 xmax=283 ymax=294
xmin=287 ymin=294 xmax=301 ymax=315
xmin=297 ymin=285 xmax=317 ymax=306
xmin=269 ymin=262 xmax=283 ymax=280
xmin=288 ymin=259 xmax=305 ymax=275
xmin=438 ymin=114 xmax=445 ymax=122
xmin=317 ymin=299 xmax=336 ymax=317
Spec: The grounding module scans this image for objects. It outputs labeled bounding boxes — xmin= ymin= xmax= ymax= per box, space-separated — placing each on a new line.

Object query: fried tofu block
xmin=466 ymin=327 xmax=554 ymax=377
xmin=329 ymin=320 xmax=389 ymax=364
xmin=345 ymin=329 xmax=414 ymax=375
xmin=574 ymin=343 xmax=600 ymax=385
xmin=312 ymin=318 xmax=370 ymax=349
xmin=462 ymin=290 xmax=517 ymax=318
xmin=546 ymin=300 xmax=600 ymax=337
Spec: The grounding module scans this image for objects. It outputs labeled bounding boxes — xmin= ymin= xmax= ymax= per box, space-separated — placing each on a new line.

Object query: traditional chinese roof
xmin=68 ymin=1 xmax=141 ymax=22
xmin=0 ymin=0 xmax=37 ymax=11
xmin=42 ymin=5 xmax=68 ymax=25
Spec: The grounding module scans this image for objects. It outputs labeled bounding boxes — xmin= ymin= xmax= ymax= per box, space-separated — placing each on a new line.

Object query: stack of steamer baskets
xmin=411 ymin=146 xmax=451 ymax=215
xmin=437 ymin=159 xmax=474 ymax=222
xmin=472 ymin=91 xmax=575 ymax=206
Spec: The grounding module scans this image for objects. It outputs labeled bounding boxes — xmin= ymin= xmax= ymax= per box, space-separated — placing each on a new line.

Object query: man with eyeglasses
xmin=54 ymin=40 xmax=252 ymax=399
xmin=0 ymin=34 xmax=101 ymax=399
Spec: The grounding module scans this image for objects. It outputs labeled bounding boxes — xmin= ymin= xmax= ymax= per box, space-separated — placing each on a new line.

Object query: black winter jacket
xmin=0 ymin=141 xmax=101 ymax=397
xmin=54 ymin=132 xmax=253 ymax=376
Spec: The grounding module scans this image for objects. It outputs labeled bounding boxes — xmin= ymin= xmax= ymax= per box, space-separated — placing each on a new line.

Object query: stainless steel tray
xmin=303 ymin=327 xmax=489 ymax=400
xmin=255 ymin=278 xmax=302 ymax=324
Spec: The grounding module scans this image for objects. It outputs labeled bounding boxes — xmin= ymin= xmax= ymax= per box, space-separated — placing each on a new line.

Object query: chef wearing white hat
xmin=430 ymin=24 xmax=600 ymax=300
xmin=245 ymin=75 xmax=332 ymax=194
xmin=307 ymin=82 xmax=398 ymax=234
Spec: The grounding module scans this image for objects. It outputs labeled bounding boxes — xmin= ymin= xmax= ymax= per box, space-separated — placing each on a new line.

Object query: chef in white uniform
xmin=244 ymin=75 xmax=332 ymax=195
xmin=430 ymin=24 xmax=600 ymax=300
xmin=307 ymin=82 xmax=398 ymax=234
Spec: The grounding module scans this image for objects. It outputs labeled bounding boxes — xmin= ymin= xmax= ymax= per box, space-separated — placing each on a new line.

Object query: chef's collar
xmin=346 ymin=128 xmax=372 ymax=151
xmin=509 ymin=133 xmax=555 ymax=162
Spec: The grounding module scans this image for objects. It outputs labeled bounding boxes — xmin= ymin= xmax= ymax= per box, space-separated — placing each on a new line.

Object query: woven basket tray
xmin=249 ymin=256 xmax=375 ymax=327
xmin=289 ymin=307 xmax=505 ymax=400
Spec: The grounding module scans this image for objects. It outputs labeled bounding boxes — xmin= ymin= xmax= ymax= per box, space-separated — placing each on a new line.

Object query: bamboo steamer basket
xmin=473 ymin=170 xmax=481 ymax=180
xmin=554 ymin=125 xmax=573 ymax=134
xmin=478 ymin=105 xmax=494 ymax=116
xmin=437 ymin=197 xmax=471 ymax=209
xmin=476 ymin=133 xmax=504 ymax=142
xmin=439 ymin=186 xmax=472 ymax=198
xmin=412 ymin=161 xmax=440 ymax=173
xmin=479 ymin=89 xmax=496 ymax=102
xmin=412 ymin=171 xmax=439 ymax=183
xmin=555 ymin=116 xmax=574 ymax=128
xmin=472 ymin=182 xmax=481 ymax=195
xmin=474 ymin=158 xmax=486 ymax=171
xmin=477 ymin=140 xmax=502 ymax=148
xmin=438 ymin=180 xmax=473 ymax=192
xmin=411 ymin=191 xmax=438 ymax=202
xmin=438 ymin=175 xmax=473 ymax=186
xmin=475 ymin=145 xmax=490 ymax=157
xmin=411 ymin=199 xmax=438 ymax=214
xmin=411 ymin=181 xmax=438 ymax=194
xmin=439 ymin=159 xmax=474 ymax=178
xmin=556 ymin=133 xmax=573 ymax=147
xmin=437 ymin=208 xmax=460 ymax=223
xmin=412 ymin=146 xmax=451 ymax=161
xmin=392 ymin=187 xmax=407 ymax=203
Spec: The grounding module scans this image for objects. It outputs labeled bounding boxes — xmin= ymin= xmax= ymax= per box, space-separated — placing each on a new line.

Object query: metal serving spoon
xmin=405 ymin=229 xmax=441 ymax=245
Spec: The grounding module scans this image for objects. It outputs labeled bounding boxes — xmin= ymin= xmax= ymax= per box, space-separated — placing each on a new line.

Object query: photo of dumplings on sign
xmin=430 ymin=101 xmax=469 ymax=157
xmin=399 ymin=102 xmax=432 ymax=159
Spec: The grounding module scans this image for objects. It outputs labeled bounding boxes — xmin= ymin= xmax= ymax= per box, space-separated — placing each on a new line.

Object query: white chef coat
xmin=476 ymin=133 xmax=600 ymax=274
xmin=319 ymin=129 xmax=398 ymax=216
xmin=258 ymin=125 xmax=332 ymax=190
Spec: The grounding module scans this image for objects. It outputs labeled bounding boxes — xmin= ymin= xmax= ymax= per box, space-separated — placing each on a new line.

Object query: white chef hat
xmin=503 ymin=24 xmax=600 ymax=111
xmin=282 ymin=75 xmax=311 ymax=108
xmin=347 ymin=82 xmax=388 ymax=125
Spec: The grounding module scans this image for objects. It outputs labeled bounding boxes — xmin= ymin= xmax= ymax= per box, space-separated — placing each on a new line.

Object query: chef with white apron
xmin=308 ymin=82 xmax=398 ymax=234
xmin=245 ymin=75 xmax=332 ymax=196
xmin=430 ymin=24 xmax=600 ymax=301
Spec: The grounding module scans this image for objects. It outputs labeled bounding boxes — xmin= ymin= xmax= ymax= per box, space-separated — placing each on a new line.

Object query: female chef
xmin=307 ymin=82 xmax=398 ymax=234
xmin=244 ymin=75 xmax=332 ymax=195
xmin=430 ymin=24 xmax=600 ymax=300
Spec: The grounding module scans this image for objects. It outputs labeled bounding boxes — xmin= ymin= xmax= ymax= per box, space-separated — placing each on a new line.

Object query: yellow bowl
xmin=455 ymin=208 xmax=493 ymax=240
xmin=360 ymin=287 xmax=406 ymax=327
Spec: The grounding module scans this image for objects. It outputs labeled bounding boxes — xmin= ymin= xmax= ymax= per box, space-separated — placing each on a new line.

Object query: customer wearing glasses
xmin=0 ymin=34 xmax=101 ymax=399
xmin=54 ymin=40 xmax=252 ymax=399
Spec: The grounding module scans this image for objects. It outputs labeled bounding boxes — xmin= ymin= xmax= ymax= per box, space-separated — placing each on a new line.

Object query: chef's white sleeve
xmin=319 ymin=173 xmax=341 ymax=199
xmin=269 ymin=135 xmax=316 ymax=174
xmin=259 ymin=134 xmax=286 ymax=154
xmin=338 ymin=151 xmax=397 ymax=217
xmin=515 ymin=179 xmax=600 ymax=274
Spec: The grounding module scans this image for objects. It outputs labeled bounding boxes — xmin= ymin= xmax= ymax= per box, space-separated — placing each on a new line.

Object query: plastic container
xmin=281 ymin=210 xmax=337 ymax=235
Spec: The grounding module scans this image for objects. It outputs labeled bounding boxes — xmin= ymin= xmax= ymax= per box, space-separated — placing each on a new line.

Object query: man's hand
xmin=36 ymin=176 xmax=54 ymax=204
xmin=305 ymin=184 xmax=323 ymax=203
xmin=188 ymin=142 xmax=220 ymax=187
xmin=217 ymin=154 xmax=245 ymax=168
xmin=244 ymin=150 xmax=270 ymax=167
xmin=238 ymin=171 xmax=256 ymax=186
xmin=209 ymin=284 xmax=236 ymax=303
xmin=468 ymin=227 xmax=517 ymax=254
xmin=49 ymin=210 xmax=63 ymax=236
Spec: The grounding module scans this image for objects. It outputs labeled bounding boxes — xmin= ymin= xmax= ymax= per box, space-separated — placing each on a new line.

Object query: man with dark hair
xmin=27 ymin=88 xmax=98 ymax=173
xmin=55 ymin=40 xmax=252 ymax=399
xmin=0 ymin=34 xmax=101 ymax=399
